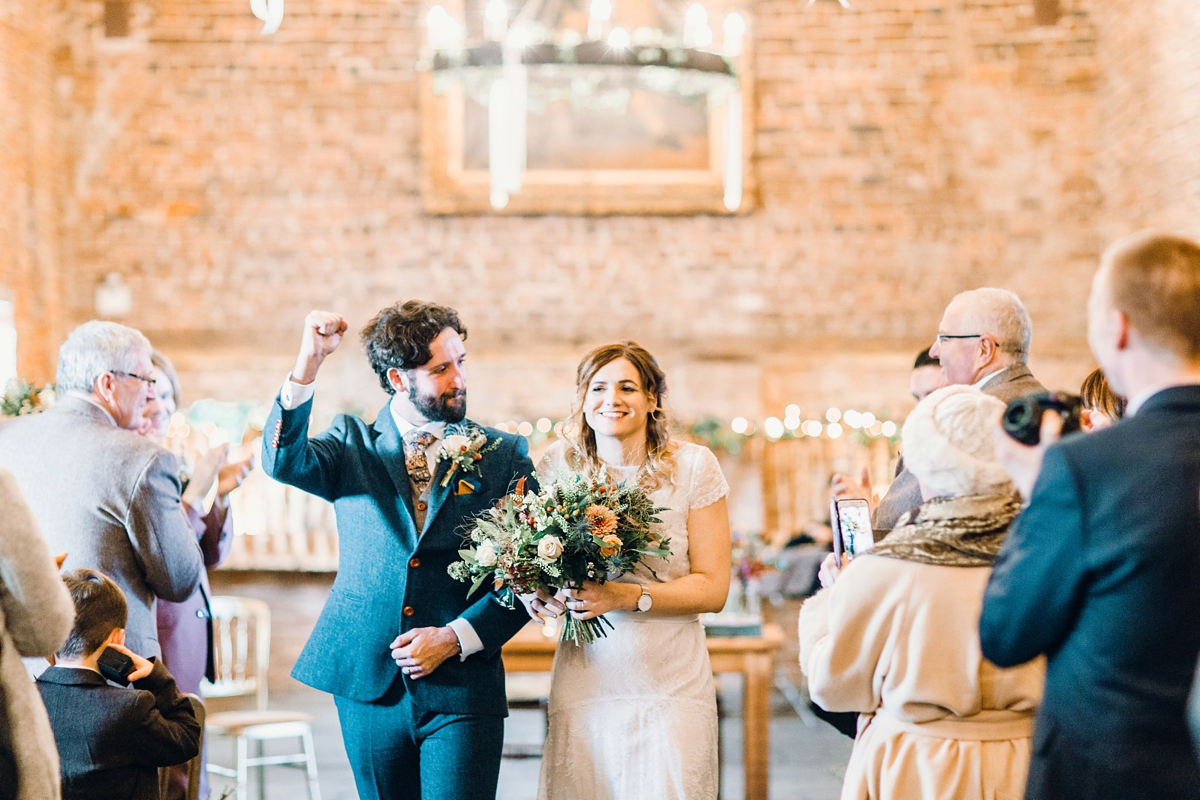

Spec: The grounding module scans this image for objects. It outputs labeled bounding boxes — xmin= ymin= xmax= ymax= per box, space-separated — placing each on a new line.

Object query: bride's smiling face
xmin=583 ymin=357 xmax=653 ymax=440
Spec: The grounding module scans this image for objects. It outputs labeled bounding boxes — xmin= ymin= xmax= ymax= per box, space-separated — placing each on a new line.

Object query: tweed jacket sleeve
xmin=0 ymin=468 xmax=74 ymax=657
xmin=261 ymin=396 xmax=348 ymax=502
xmin=126 ymin=450 xmax=204 ymax=604
xmin=980 ymin=444 xmax=1088 ymax=668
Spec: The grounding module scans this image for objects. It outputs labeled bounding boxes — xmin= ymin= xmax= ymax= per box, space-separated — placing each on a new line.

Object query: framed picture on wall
xmin=419 ymin=4 xmax=755 ymax=216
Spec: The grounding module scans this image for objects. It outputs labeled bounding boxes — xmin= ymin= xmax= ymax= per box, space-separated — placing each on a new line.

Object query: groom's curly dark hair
xmin=360 ymin=300 xmax=467 ymax=395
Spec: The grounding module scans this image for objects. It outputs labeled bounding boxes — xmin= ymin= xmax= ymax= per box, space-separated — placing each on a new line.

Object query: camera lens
xmin=1002 ymin=396 xmax=1045 ymax=446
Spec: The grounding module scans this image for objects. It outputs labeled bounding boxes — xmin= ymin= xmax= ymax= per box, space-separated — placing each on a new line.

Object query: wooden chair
xmin=202 ymin=595 xmax=321 ymax=800
xmin=158 ymin=694 xmax=206 ymax=800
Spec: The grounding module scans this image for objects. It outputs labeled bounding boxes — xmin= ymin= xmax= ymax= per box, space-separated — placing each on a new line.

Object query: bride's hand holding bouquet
xmin=560 ymin=581 xmax=642 ymax=620
xmin=449 ymin=469 xmax=669 ymax=645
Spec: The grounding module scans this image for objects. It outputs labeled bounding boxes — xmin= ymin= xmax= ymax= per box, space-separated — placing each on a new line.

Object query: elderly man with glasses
xmin=0 ymin=321 xmax=203 ymax=660
xmin=834 ymin=288 xmax=1046 ymax=538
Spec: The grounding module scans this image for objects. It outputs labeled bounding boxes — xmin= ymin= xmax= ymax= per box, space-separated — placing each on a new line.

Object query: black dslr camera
xmin=1002 ymin=392 xmax=1084 ymax=446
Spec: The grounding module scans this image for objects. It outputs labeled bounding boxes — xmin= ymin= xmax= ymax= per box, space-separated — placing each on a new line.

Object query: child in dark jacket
xmin=36 ymin=569 xmax=200 ymax=800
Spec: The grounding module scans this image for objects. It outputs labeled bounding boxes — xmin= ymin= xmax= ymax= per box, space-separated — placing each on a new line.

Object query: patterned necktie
xmin=403 ymin=429 xmax=437 ymax=497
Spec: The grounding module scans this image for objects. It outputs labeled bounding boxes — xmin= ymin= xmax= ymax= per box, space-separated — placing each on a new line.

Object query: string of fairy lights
xmin=487 ymin=406 xmax=900 ymax=446
xmin=733 ymin=405 xmax=898 ymax=441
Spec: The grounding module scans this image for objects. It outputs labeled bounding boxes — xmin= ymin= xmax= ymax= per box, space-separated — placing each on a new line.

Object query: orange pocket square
xmin=454 ymin=479 xmax=477 ymax=496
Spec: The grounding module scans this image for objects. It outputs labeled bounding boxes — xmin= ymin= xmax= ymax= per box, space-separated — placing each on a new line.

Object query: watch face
xmin=637 ymin=592 xmax=652 ymax=612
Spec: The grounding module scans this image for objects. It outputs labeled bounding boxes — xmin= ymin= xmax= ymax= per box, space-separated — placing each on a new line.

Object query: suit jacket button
xmin=417 ymin=501 xmax=428 ymax=511
xmin=403 ymin=606 xmax=415 ymax=617
xmin=409 ymin=557 xmax=420 ymax=569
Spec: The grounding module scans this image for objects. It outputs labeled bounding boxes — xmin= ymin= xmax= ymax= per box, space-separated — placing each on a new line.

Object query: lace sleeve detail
xmin=537 ymin=439 xmax=576 ymax=487
xmin=686 ymin=444 xmax=729 ymax=510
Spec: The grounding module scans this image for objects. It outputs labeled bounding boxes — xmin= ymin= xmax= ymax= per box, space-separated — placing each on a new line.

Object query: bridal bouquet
xmin=449 ymin=471 xmax=669 ymax=645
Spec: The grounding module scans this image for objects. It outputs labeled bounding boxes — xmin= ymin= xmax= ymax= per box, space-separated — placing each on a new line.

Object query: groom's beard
xmin=410 ymin=384 xmax=467 ymax=424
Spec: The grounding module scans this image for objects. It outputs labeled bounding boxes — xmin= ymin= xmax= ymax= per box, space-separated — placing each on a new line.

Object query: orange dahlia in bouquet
xmin=449 ymin=469 xmax=669 ymax=645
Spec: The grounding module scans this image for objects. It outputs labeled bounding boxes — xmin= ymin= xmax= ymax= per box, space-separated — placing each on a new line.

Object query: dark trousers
xmin=334 ymin=677 xmax=504 ymax=800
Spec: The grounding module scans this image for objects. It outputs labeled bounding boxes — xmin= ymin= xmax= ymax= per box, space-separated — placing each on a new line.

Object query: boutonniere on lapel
xmin=437 ymin=423 xmax=501 ymax=491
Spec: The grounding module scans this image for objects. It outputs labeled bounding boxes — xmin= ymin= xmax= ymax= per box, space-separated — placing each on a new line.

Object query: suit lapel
xmin=371 ymin=405 xmax=419 ymax=543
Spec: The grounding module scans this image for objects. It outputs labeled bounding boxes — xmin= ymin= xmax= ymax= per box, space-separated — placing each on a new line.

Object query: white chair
xmin=202 ymin=595 xmax=321 ymax=800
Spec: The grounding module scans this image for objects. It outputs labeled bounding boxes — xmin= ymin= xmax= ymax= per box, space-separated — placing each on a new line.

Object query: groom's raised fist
xmin=293 ymin=310 xmax=348 ymax=384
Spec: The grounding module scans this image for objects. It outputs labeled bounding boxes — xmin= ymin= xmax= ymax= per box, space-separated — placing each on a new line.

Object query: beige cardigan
xmin=799 ymin=554 xmax=1045 ymax=800
xmin=0 ymin=467 xmax=75 ymax=800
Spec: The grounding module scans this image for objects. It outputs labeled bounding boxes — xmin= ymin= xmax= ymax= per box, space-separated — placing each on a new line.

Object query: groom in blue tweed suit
xmin=262 ymin=302 xmax=536 ymax=800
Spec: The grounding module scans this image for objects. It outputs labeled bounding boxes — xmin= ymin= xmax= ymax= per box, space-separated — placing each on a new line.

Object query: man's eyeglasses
xmin=935 ymin=334 xmax=983 ymax=344
xmin=110 ymin=370 xmax=155 ymax=386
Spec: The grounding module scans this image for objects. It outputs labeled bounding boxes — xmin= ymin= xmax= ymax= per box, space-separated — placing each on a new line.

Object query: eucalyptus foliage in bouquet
xmin=1 ymin=380 xmax=56 ymax=418
xmin=449 ymin=471 xmax=669 ymax=645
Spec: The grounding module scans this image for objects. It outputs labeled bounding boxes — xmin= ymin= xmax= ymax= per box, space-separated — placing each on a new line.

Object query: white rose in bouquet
xmin=537 ymin=535 xmax=564 ymax=563
xmin=476 ymin=540 xmax=499 ymax=567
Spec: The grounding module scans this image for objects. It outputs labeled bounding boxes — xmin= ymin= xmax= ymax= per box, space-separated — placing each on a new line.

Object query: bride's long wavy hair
xmin=562 ymin=341 xmax=675 ymax=489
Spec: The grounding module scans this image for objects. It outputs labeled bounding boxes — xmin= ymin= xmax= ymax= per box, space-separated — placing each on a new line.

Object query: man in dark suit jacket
xmin=836 ymin=291 xmax=1046 ymax=536
xmin=981 ymin=231 xmax=1200 ymax=800
xmin=263 ymin=303 xmax=537 ymax=800
xmin=37 ymin=570 xmax=200 ymax=800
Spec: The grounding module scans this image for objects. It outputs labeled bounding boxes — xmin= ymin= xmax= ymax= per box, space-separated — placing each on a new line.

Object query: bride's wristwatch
xmin=634 ymin=585 xmax=653 ymax=613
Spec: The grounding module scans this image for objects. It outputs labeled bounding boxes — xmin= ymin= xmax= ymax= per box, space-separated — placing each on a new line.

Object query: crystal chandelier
xmin=423 ymin=0 xmax=747 ymax=211
xmin=249 ymin=0 xmax=284 ymax=35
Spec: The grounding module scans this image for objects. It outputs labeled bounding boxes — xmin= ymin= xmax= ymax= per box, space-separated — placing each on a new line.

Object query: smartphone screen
xmin=835 ymin=499 xmax=874 ymax=558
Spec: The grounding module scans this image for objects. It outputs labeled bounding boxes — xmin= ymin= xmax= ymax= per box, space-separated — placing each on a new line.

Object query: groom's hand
xmin=389 ymin=626 xmax=461 ymax=680
xmin=292 ymin=310 xmax=348 ymax=385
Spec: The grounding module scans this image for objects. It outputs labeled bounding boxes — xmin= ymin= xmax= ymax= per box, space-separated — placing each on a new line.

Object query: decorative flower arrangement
xmin=1 ymin=380 xmax=57 ymax=418
xmin=449 ymin=470 xmax=669 ymax=645
xmin=436 ymin=422 xmax=501 ymax=487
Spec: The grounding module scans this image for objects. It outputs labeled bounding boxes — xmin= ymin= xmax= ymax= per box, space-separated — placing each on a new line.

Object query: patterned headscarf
xmin=869 ymin=493 xmax=1022 ymax=568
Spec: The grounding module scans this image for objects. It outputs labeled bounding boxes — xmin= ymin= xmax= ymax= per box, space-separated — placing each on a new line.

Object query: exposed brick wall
xmin=1094 ymin=0 xmax=1200 ymax=239
xmin=0 ymin=0 xmax=67 ymax=384
xmin=10 ymin=0 xmax=1119 ymax=419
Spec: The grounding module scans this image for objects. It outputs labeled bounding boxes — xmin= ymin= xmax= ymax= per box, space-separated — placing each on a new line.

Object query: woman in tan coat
xmin=0 ymin=466 xmax=76 ymax=800
xmin=800 ymin=385 xmax=1045 ymax=800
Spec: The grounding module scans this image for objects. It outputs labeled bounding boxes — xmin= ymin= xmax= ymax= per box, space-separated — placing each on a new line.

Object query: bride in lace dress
xmin=524 ymin=342 xmax=732 ymax=800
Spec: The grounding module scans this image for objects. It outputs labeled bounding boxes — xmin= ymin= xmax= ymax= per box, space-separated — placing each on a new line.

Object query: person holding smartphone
xmin=799 ymin=386 xmax=1045 ymax=800
xmin=36 ymin=570 xmax=200 ymax=800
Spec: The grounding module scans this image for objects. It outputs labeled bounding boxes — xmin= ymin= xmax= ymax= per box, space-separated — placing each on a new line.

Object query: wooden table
xmin=502 ymin=622 xmax=784 ymax=800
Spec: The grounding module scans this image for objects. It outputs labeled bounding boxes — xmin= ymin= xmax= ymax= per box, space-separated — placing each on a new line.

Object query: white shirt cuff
xmin=446 ymin=618 xmax=484 ymax=661
xmin=280 ymin=375 xmax=316 ymax=410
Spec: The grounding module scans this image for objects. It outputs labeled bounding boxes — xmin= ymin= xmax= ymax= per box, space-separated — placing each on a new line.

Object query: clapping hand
xmin=293 ymin=310 xmax=348 ymax=384
xmin=217 ymin=454 xmax=254 ymax=498
xmin=182 ymin=443 xmax=230 ymax=510
xmin=991 ymin=408 xmax=1063 ymax=501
